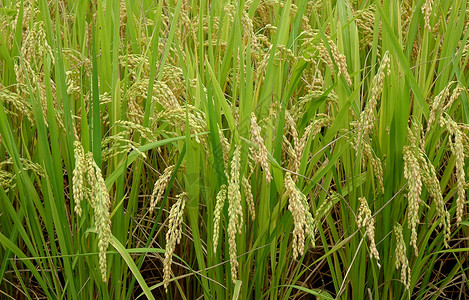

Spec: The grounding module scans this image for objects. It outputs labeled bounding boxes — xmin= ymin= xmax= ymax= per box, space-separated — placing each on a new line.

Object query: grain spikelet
xmin=115 ymin=120 xmax=157 ymax=142
xmin=72 ymin=141 xmax=86 ymax=216
xmin=361 ymin=141 xmax=384 ymax=193
xmin=285 ymin=173 xmax=306 ymax=259
xmin=352 ymin=5 xmax=378 ymax=49
xmin=93 ymin=162 xmax=112 ymax=282
xmin=213 ymin=185 xmax=227 ymax=253
xmin=227 ymin=147 xmax=243 ymax=282
xmin=250 ymin=113 xmax=272 ymax=182
xmin=394 ymin=223 xmax=411 ymax=290
xmin=285 ymin=173 xmax=316 ymax=258
xmin=242 ymin=176 xmax=255 ymax=221
xmin=163 ymin=193 xmax=186 ymax=291
xmin=403 ymin=145 xmax=421 ymax=256
xmin=218 ymin=126 xmax=230 ymax=169
xmin=439 ymin=115 xmax=467 ymax=224
xmin=101 ymin=132 xmax=147 ymax=162
xmin=150 ymin=165 xmax=175 ymax=214
xmin=418 ymin=151 xmax=451 ymax=247
xmin=0 ymin=84 xmax=34 ymax=124
xmin=421 ymin=0 xmax=433 ymax=31
xmin=286 ymin=112 xmax=332 ymax=176
xmin=72 ymin=141 xmax=112 ymax=282
xmin=427 ymin=82 xmax=455 ymax=131
xmin=358 ymin=51 xmax=391 ymax=139
xmin=0 ymin=157 xmax=45 ymax=192
xmin=357 ymin=197 xmax=380 ymax=267
xmin=327 ymin=38 xmax=352 ymax=86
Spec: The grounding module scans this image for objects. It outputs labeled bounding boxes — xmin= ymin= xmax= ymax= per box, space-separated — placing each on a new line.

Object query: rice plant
xmin=0 ymin=0 xmax=468 ymax=299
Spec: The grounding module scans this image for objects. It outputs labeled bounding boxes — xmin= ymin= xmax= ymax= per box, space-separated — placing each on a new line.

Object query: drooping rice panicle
xmin=213 ymin=185 xmax=227 ymax=253
xmin=163 ymin=193 xmax=186 ymax=291
xmin=150 ymin=165 xmax=175 ymax=214
xmin=250 ymin=113 xmax=272 ymax=182
xmin=227 ymin=147 xmax=243 ymax=282
xmin=357 ymin=197 xmax=380 ymax=267
xmin=394 ymin=223 xmax=411 ymax=290
xmin=403 ymin=145 xmax=422 ymax=256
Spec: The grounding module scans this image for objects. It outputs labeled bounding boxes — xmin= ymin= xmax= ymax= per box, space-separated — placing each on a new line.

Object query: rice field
xmin=0 ymin=0 xmax=468 ymax=299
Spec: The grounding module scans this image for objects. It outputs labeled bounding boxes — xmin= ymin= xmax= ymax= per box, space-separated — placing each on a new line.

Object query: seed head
xmin=72 ymin=141 xmax=112 ymax=282
xmin=357 ymin=197 xmax=380 ymax=267
xmin=418 ymin=151 xmax=451 ymax=247
xmin=227 ymin=147 xmax=243 ymax=282
xmin=250 ymin=113 xmax=272 ymax=182
xmin=242 ymin=176 xmax=255 ymax=221
xmin=93 ymin=163 xmax=112 ymax=282
xmin=163 ymin=193 xmax=186 ymax=291
xmin=72 ymin=141 xmax=85 ymax=216
xmin=427 ymin=82 xmax=455 ymax=132
xmin=327 ymin=38 xmax=352 ymax=86
xmin=285 ymin=174 xmax=315 ymax=258
xmin=403 ymin=145 xmax=421 ymax=256
xmin=361 ymin=141 xmax=384 ymax=194
xmin=213 ymin=185 xmax=227 ymax=253
xmin=440 ymin=115 xmax=467 ymax=224
xmin=150 ymin=165 xmax=175 ymax=214
xmin=421 ymin=0 xmax=433 ymax=31
xmin=358 ymin=51 xmax=391 ymax=140
xmin=394 ymin=223 xmax=411 ymax=290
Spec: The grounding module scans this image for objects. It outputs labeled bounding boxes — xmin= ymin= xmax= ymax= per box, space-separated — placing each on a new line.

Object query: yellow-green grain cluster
xmin=163 ymin=193 xmax=186 ymax=291
xmin=72 ymin=141 xmax=112 ymax=282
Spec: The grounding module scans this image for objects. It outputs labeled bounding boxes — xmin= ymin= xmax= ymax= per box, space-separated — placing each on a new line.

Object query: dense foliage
xmin=0 ymin=0 xmax=468 ymax=299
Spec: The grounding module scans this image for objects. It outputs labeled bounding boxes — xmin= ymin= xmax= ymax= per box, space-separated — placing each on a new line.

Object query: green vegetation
xmin=0 ymin=0 xmax=468 ymax=299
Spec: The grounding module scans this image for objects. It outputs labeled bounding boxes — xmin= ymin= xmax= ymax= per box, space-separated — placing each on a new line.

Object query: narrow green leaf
xmin=110 ymin=235 xmax=155 ymax=300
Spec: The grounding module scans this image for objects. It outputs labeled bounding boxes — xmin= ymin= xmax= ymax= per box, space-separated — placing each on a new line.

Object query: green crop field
xmin=0 ymin=0 xmax=468 ymax=299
